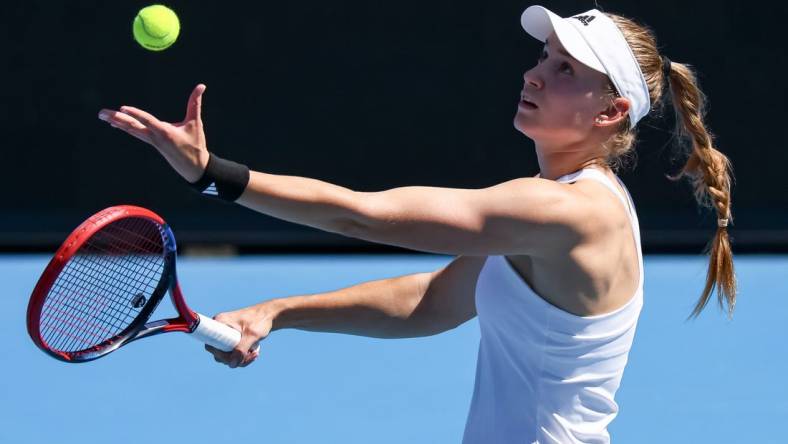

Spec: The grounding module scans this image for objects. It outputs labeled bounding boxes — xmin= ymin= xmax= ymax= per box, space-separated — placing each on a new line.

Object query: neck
xmin=535 ymin=142 xmax=608 ymax=180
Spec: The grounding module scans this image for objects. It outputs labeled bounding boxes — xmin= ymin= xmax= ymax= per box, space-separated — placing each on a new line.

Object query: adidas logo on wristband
xmin=188 ymin=153 xmax=250 ymax=202
xmin=203 ymin=183 xmax=218 ymax=196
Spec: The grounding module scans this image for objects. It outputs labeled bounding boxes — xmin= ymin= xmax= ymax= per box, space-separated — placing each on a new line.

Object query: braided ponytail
xmin=603 ymin=13 xmax=738 ymax=319
xmin=662 ymin=60 xmax=737 ymax=319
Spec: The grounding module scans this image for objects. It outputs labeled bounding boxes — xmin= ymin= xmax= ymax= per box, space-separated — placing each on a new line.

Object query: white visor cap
xmin=521 ymin=5 xmax=650 ymax=129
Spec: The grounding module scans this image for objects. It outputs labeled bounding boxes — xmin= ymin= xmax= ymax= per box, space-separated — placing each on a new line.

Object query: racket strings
xmin=43 ymin=221 xmax=166 ymax=351
xmin=42 ymin=255 xmax=156 ymax=352
xmin=42 ymin=255 xmax=152 ymax=349
xmin=40 ymin=218 xmax=168 ymax=353
xmin=41 ymin=224 xmax=165 ymax=352
xmin=42 ymin=243 xmax=157 ymax=346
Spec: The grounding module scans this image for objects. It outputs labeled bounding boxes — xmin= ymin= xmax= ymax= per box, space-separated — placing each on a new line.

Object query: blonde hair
xmin=601 ymin=12 xmax=737 ymax=319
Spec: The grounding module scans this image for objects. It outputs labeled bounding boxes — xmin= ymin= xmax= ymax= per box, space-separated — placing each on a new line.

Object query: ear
xmin=594 ymin=97 xmax=631 ymax=127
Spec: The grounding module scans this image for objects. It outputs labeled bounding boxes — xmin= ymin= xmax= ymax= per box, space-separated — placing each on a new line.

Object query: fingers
xmin=117 ymin=106 xmax=167 ymax=133
xmin=99 ymin=109 xmax=153 ymax=144
xmin=239 ymin=348 xmax=260 ymax=368
xmin=205 ymin=310 xmax=260 ymax=369
xmin=184 ymin=84 xmax=206 ymax=123
xmin=236 ymin=333 xmax=260 ymax=360
xmin=204 ymin=343 xmax=259 ymax=368
xmin=98 ymin=109 xmax=147 ymax=130
xmin=98 ymin=106 xmax=168 ymax=141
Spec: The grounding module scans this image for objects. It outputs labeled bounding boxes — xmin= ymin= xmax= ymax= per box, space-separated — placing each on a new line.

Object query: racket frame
xmin=27 ymin=206 xmax=201 ymax=363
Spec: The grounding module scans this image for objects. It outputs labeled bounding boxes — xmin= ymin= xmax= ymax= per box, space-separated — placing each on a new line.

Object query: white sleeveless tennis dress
xmin=462 ymin=168 xmax=644 ymax=444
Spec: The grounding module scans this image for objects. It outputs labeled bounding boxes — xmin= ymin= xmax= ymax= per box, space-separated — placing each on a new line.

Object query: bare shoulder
xmin=566 ymin=175 xmax=631 ymax=227
xmin=489 ymin=177 xmax=620 ymax=255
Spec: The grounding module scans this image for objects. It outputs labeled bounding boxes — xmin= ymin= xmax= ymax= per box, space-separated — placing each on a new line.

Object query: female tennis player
xmin=98 ymin=5 xmax=736 ymax=442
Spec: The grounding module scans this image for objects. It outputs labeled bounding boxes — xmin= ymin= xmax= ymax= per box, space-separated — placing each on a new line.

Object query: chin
xmin=514 ymin=114 xmax=536 ymax=137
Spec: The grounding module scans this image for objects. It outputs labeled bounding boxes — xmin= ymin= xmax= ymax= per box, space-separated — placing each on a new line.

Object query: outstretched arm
xmin=99 ymin=84 xmax=590 ymax=257
xmin=205 ymin=255 xmax=485 ymax=368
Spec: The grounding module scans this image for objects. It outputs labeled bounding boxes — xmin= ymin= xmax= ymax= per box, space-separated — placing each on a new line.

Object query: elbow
xmin=334 ymin=216 xmax=371 ymax=238
xmin=333 ymin=192 xmax=387 ymax=239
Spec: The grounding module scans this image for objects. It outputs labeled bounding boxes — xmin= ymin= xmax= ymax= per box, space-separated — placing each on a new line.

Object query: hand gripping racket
xmin=27 ymin=205 xmax=242 ymax=363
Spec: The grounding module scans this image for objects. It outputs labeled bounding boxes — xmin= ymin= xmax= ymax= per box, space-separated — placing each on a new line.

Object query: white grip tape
xmin=191 ymin=313 xmax=241 ymax=352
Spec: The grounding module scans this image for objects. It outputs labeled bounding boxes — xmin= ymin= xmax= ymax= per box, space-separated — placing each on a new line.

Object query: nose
xmin=523 ymin=67 xmax=542 ymax=89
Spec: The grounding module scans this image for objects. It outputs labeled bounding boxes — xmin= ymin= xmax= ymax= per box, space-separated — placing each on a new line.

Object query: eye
xmin=538 ymin=49 xmax=573 ymax=75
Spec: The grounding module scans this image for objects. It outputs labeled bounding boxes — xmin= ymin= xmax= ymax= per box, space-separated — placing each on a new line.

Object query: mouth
xmin=519 ymin=93 xmax=538 ymax=109
xmin=519 ymin=99 xmax=538 ymax=109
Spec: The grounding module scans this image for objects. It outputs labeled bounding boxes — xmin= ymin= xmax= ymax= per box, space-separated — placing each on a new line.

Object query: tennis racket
xmin=27 ymin=205 xmax=242 ymax=363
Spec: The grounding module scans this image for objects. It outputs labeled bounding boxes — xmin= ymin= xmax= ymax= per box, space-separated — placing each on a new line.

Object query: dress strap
xmin=556 ymin=168 xmax=632 ymax=216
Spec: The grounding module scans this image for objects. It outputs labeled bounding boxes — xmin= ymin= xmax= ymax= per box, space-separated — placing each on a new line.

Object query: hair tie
xmin=662 ymin=55 xmax=672 ymax=81
xmin=717 ymin=218 xmax=729 ymax=228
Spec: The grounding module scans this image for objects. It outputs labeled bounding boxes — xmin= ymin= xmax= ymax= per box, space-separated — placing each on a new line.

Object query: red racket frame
xmin=26 ymin=205 xmax=199 ymax=362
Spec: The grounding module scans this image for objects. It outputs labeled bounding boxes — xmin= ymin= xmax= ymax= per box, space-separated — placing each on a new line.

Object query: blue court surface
xmin=3 ymin=254 xmax=785 ymax=443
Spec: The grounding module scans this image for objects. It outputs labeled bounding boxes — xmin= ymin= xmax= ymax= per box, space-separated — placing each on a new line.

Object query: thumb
xmin=184 ymin=83 xmax=206 ymax=123
xmin=235 ymin=334 xmax=261 ymax=367
xmin=237 ymin=333 xmax=261 ymax=356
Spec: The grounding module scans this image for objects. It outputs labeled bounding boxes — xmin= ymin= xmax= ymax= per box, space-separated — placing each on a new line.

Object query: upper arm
xmin=404 ymin=255 xmax=485 ymax=335
xmin=344 ymin=178 xmax=593 ymax=256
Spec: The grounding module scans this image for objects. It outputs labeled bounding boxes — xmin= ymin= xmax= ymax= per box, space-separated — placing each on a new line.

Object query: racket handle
xmin=191 ymin=313 xmax=242 ymax=352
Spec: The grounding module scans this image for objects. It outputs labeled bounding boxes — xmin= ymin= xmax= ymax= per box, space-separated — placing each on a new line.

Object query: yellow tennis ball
xmin=133 ymin=5 xmax=180 ymax=51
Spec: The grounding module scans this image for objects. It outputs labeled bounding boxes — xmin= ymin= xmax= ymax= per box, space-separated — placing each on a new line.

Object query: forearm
xmin=236 ymin=170 xmax=366 ymax=235
xmin=268 ymin=271 xmax=438 ymax=339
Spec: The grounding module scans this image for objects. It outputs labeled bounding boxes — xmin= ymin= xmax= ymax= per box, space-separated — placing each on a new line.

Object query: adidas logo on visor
xmin=571 ymin=15 xmax=596 ymax=26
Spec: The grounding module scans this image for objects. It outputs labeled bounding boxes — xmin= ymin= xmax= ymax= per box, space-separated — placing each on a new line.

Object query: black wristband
xmin=189 ymin=152 xmax=250 ymax=202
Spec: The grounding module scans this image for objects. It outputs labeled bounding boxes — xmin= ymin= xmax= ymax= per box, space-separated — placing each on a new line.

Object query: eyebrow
xmin=544 ymin=38 xmax=572 ymax=58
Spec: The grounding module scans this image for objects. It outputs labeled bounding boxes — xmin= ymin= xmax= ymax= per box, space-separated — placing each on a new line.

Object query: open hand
xmin=98 ymin=84 xmax=210 ymax=183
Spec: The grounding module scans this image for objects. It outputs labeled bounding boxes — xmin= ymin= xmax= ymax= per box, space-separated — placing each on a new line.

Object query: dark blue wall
xmin=2 ymin=1 xmax=785 ymax=251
